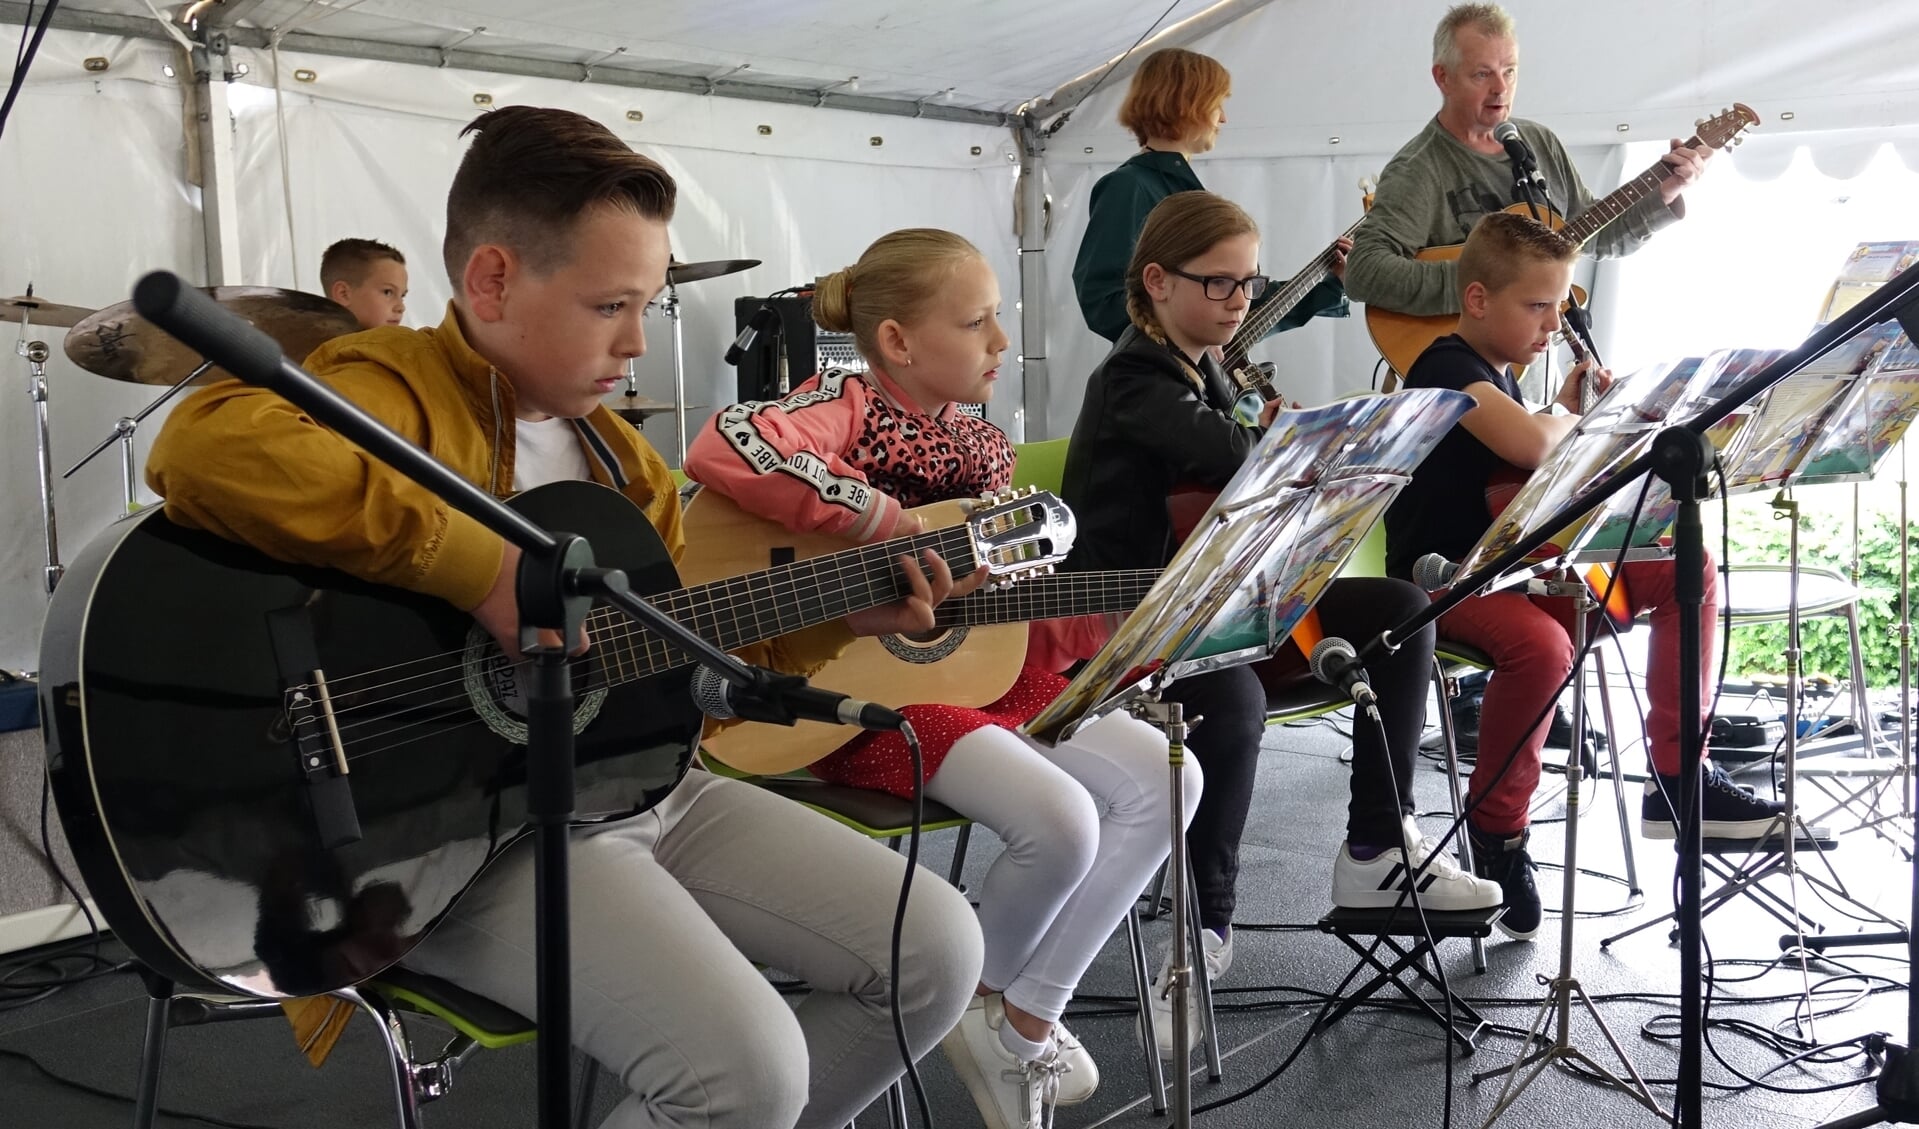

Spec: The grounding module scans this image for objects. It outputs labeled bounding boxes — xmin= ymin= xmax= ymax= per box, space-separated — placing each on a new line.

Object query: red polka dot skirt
xmin=809 ymin=665 xmax=1070 ymax=798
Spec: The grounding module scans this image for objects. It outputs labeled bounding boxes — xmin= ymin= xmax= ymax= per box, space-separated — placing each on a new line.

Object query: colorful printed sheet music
xmin=1024 ymin=387 xmax=1472 ymax=746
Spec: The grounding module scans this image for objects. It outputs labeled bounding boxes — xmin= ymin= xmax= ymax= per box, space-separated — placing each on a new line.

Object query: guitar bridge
xmin=269 ymin=609 xmax=363 ymax=849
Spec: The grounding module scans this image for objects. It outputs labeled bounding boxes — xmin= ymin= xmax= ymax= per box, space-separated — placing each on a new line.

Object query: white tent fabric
xmin=6 ymin=0 xmax=1919 ymax=669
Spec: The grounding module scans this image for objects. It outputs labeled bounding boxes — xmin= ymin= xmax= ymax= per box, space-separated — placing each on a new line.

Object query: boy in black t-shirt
xmin=1384 ymin=212 xmax=1783 ymax=941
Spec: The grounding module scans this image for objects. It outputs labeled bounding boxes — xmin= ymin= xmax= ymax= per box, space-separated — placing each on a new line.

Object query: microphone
xmin=1492 ymin=121 xmax=1546 ymax=190
xmin=1412 ymin=552 xmax=1461 ymax=592
xmin=1309 ymin=636 xmax=1378 ymax=710
xmin=691 ymin=664 xmax=907 ymax=732
xmin=725 ymin=303 xmax=780 ymax=367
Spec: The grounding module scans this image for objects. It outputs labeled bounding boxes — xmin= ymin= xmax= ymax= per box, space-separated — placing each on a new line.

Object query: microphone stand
xmin=1361 ymin=261 xmax=1919 ymax=1129
xmin=128 ymin=271 xmax=812 ymax=1129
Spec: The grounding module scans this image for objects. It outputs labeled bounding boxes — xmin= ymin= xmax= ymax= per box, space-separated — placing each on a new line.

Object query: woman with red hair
xmin=1070 ymin=47 xmax=1349 ymax=342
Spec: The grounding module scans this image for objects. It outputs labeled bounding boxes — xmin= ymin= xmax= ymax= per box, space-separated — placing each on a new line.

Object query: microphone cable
xmin=889 ymin=721 xmax=936 ymax=1127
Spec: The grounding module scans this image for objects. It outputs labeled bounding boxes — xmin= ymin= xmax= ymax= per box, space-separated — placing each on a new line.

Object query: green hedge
xmin=1718 ymin=501 xmax=1915 ymax=687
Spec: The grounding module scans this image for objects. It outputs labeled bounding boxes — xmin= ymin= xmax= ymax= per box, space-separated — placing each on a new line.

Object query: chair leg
xmin=132 ymin=973 xmax=173 ymax=1129
xmin=1124 ymin=905 xmax=1168 ymax=1114
xmin=946 ymin=823 xmax=972 ymax=890
xmin=1432 ymin=658 xmax=1488 ymax=974
xmin=1593 ymin=648 xmax=1641 ymax=893
xmin=1185 ymin=860 xmax=1222 ymax=1082
xmin=1144 ymin=861 xmax=1169 ymax=921
xmin=884 ymin=1081 xmax=908 ymax=1128
xmin=574 ymin=1057 xmax=602 ymax=1129
xmin=336 ymin=987 xmax=425 ymax=1129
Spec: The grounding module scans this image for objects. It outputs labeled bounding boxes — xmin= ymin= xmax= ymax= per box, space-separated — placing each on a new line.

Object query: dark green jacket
xmin=1070 ymin=149 xmax=1349 ymax=342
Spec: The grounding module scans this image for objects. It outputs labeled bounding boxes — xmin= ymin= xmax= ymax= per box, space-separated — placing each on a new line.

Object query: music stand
xmin=1435 ymin=357 xmax=1758 ymax=1128
xmin=1025 ymin=387 xmax=1473 ymax=1129
xmin=1599 ymin=326 xmax=1919 ymax=953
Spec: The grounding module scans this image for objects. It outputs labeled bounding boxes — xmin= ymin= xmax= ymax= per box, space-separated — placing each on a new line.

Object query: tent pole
xmin=1025 ymin=0 xmax=1280 ymax=124
xmin=188 ymin=27 xmax=245 ymax=286
xmin=1016 ymin=118 xmax=1048 ymax=443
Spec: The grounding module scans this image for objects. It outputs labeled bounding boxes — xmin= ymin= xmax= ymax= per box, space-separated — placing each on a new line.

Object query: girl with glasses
xmin=1060 ymin=191 xmax=1501 ymax=1056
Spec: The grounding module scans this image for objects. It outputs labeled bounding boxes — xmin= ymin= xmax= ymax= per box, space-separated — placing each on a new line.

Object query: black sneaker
xmin=1640 ymin=763 xmax=1787 ymax=841
xmin=1468 ymin=824 xmax=1542 ymax=940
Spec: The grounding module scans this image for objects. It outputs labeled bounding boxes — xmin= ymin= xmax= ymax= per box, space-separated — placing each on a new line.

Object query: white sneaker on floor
xmin=1050 ymin=1020 xmax=1098 ymax=1105
xmin=1332 ymin=819 xmax=1502 ymax=911
xmin=941 ymin=994 xmax=1068 ymax=1129
xmin=1145 ymin=927 xmax=1231 ymax=1057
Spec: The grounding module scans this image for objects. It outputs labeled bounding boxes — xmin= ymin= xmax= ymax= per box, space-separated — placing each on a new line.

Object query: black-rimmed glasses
xmin=1165 ymin=266 xmax=1270 ymax=301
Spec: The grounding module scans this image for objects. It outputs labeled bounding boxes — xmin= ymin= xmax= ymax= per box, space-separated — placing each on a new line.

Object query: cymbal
xmin=666 ymin=258 xmax=760 ymax=285
xmin=2 ymin=294 xmax=95 ymax=329
xmin=65 ymin=286 xmax=362 ymax=386
xmin=610 ymin=395 xmax=703 ymax=426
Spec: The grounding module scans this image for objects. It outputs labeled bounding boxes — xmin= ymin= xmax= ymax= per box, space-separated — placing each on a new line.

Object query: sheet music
xmin=1024 ymin=388 xmax=1473 ymax=746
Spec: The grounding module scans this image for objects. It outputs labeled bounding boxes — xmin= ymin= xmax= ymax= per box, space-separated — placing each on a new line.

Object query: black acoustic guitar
xmin=39 ymin=480 xmax=1071 ymax=998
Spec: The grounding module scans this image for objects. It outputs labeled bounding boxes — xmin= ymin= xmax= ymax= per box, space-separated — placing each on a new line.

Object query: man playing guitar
xmin=1344 ymin=3 xmax=1709 ymax=333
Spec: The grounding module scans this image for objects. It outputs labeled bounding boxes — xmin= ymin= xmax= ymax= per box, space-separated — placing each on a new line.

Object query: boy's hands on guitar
xmin=474 ymin=542 xmax=591 ymax=661
xmin=844 ymin=549 xmax=987 ymax=637
xmin=1258 ymin=396 xmax=1287 ymax=428
xmin=1554 ymin=357 xmax=1613 ymax=416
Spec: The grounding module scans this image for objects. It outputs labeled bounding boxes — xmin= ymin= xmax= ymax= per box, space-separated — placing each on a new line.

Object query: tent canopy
xmin=3 ymin=0 xmax=1918 ymax=669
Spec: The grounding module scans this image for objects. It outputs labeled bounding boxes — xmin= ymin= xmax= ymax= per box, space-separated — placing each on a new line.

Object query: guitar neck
xmin=932 ymin=569 xmax=1161 ymax=628
xmin=603 ymin=525 xmax=979 ymax=676
xmin=1223 ymin=215 xmax=1364 ymax=371
xmin=1559 ymin=134 xmax=1698 ymax=248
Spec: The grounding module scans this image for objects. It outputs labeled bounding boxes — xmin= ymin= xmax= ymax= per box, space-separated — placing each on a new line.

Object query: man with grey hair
xmin=1346 ymin=2 xmax=1711 ymax=319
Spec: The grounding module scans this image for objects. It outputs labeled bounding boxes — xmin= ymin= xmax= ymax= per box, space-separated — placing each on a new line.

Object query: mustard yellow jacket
xmin=147 ymin=302 xmax=854 ymax=1064
xmin=148 ymin=302 xmax=852 ymax=675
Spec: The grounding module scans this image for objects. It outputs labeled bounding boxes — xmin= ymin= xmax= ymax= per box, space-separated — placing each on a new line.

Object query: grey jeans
xmin=405 ymin=772 xmax=983 ymax=1129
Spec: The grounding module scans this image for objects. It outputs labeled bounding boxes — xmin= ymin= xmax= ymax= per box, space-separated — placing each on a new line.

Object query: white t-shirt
xmin=512 ymin=415 xmax=592 ymax=491
xmin=509 ymin=412 xmax=720 ymax=831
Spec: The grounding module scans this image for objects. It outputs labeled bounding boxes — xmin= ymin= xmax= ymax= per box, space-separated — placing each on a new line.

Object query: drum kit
xmin=8 ymin=256 xmax=759 ymax=594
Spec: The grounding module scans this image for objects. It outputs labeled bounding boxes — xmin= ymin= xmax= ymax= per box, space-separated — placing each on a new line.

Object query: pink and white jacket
xmin=686 ymin=368 xmax=1106 ymax=674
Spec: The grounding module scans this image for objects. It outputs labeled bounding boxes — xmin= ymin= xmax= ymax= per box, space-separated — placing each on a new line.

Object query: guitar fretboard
xmin=1223 ymin=215 xmax=1367 ymax=373
xmin=933 ymin=569 xmax=1162 ymax=627
xmin=1561 ymin=136 xmax=1697 ymax=248
xmin=594 ymin=525 xmax=979 ymax=684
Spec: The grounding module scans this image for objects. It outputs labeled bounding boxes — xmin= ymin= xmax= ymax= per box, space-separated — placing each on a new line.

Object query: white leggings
xmin=924 ymin=712 xmax=1202 ymax=1021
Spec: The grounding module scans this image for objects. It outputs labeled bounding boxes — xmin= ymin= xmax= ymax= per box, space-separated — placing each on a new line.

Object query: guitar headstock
xmin=1692 ymin=102 xmax=1760 ymax=152
xmin=963 ymin=487 xmax=1077 ymax=590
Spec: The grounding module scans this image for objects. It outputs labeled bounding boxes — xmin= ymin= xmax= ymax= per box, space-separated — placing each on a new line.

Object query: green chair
xmin=1012 ymin=437 xmax=1070 ymax=494
xmin=131 ymin=968 xmax=602 ymax=1129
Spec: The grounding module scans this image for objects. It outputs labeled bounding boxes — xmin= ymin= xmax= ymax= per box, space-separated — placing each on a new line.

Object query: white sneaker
xmin=1145 ymin=927 xmax=1231 ymax=1057
xmin=1332 ymin=818 xmax=1501 ymax=911
xmin=941 ymin=994 xmax=1068 ymax=1129
xmin=1050 ymin=1020 xmax=1098 ymax=1105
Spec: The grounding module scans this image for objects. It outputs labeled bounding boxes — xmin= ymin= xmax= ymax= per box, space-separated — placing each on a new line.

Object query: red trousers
xmin=1437 ymin=554 xmax=1718 ymax=835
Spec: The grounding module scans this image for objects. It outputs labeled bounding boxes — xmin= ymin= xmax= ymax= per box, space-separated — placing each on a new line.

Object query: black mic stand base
xmin=1817 ymin=1044 xmax=1919 ymax=1128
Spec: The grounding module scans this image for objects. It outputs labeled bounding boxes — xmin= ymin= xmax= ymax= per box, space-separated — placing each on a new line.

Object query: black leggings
xmin=1166 ymin=577 xmax=1436 ymax=930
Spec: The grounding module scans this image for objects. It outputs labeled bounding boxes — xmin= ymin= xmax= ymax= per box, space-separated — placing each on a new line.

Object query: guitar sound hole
xmin=879 ymin=626 xmax=969 ymax=664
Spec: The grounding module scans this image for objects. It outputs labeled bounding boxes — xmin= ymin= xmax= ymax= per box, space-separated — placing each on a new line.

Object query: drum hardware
xmin=19 ymin=337 xmax=61 ymax=591
xmin=60 ymin=286 xmax=361 ymax=513
xmin=648 ymin=258 xmax=758 ymax=465
xmin=63 ymin=361 xmax=214 ymax=515
xmin=3 ymin=289 xmax=94 ymax=330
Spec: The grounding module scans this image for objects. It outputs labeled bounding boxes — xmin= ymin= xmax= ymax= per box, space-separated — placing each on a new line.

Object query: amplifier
xmin=733 ymin=294 xmax=866 ymax=404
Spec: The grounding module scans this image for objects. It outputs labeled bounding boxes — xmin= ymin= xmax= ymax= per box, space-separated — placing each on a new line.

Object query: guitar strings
xmin=310 ymin=524 xmax=975 ymax=707
xmin=324 ymin=569 xmax=1170 ymax=764
xmin=322 ymin=563 xmax=1160 ymax=761
xmin=308 ymin=526 xmax=978 ymax=750
xmin=317 ymin=569 xmax=1163 ymax=752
